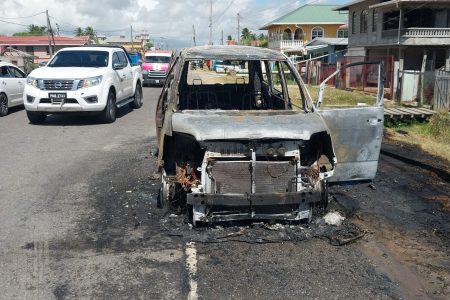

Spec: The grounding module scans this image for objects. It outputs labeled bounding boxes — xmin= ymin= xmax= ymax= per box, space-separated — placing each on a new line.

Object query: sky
xmin=0 ymin=0 xmax=349 ymax=49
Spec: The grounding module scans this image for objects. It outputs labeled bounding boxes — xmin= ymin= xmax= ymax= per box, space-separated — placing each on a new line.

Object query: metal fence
xmin=434 ymin=70 xmax=450 ymax=110
xmin=398 ymin=69 xmax=450 ymax=110
xmin=296 ymin=55 xmax=394 ymax=99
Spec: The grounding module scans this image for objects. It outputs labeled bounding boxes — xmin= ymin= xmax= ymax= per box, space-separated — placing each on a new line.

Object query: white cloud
xmin=0 ymin=0 xmax=300 ymax=48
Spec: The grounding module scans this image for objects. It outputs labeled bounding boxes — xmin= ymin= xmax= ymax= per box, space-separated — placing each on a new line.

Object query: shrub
xmin=429 ymin=112 xmax=450 ymax=142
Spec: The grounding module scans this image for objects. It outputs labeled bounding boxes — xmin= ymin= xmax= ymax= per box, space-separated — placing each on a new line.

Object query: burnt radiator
xmin=210 ymin=160 xmax=296 ymax=194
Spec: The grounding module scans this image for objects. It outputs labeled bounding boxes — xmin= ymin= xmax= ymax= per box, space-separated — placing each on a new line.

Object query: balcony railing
xmin=269 ymin=39 xmax=304 ymax=50
xmin=382 ymin=27 xmax=450 ymax=39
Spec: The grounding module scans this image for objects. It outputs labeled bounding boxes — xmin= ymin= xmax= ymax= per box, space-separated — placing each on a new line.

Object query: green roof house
xmin=260 ymin=4 xmax=348 ymax=53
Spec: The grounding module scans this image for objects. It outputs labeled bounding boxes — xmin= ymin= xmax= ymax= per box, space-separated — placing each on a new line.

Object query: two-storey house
xmin=259 ymin=4 xmax=348 ymax=55
xmin=335 ymin=0 xmax=450 ymax=72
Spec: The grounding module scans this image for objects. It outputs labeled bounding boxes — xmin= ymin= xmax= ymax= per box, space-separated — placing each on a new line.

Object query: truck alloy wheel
xmin=0 ymin=94 xmax=8 ymax=117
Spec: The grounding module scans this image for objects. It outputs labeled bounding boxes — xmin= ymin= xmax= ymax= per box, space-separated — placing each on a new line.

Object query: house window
xmin=294 ymin=28 xmax=304 ymax=41
xmin=311 ymin=27 xmax=323 ymax=39
xmin=361 ymin=10 xmax=369 ymax=33
xmin=372 ymin=9 xmax=378 ymax=32
xmin=352 ymin=12 xmax=357 ymax=34
xmin=282 ymin=28 xmax=292 ymax=40
xmin=337 ymin=29 xmax=348 ymax=38
xmin=25 ymin=46 xmax=33 ymax=53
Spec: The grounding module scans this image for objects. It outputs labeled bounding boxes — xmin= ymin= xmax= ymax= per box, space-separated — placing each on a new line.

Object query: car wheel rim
xmin=109 ymin=95 xmax=115 ymax=117
xmin=0 ymin=96 xmax=7 ymax=114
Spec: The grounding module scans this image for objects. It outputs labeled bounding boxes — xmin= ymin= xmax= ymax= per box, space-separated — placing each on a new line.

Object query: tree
xmin=74 ymin=27 xmax=84 ymax=36
xmin=240 ymin=28 xmax=251 ymax=41
xmin=13 ymin=24 xmax=47 ymax=36
xmin=227 ymin=35 xmax=232 ymax=41
xmin=83 ymin=26 xmax=98 ymax=44
xmin=144 ymin=42 xmax=154 ymax=51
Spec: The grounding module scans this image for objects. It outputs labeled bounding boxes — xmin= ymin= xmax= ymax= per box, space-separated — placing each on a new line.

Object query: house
xmin=0 ymin=36 xmax=89 ymax=64
xmin=304 ymin=37 xmax=348 ymax=64
xmin=0 ymin=47 xmax=36 ymax=73
xmin=259 ymin=4 xmax=348 ymax=55
xmin=335 ymin=0 xmax=450 ymax=72
xmin=102 ymin=32 xmax=150 ymax=51
xmin=335 ymin=0 xmax=450 ymax=104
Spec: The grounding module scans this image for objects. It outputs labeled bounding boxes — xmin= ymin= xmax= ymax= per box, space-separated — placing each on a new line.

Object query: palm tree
xmin=84 ymin=26 xmax=98 ymax=44
xmin=74 ymin=27 xmax=84 ymax=36
xmin=241 ymin=28 xmax=251 ymax=41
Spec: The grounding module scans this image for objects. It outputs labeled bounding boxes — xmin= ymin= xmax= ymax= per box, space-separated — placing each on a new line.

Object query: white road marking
xmin=185 ymin=242 xmax=198 ymax=300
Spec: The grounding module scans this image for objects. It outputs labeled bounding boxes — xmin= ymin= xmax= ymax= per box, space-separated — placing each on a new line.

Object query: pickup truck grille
xmin=148 ymin=71 xmax=167 ymax=78
xmin=42 ymin=80 xmax=74 ymax=91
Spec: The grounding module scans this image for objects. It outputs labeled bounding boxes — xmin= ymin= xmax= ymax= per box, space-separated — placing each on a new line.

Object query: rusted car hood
xmin=171 ymin=110 xmax=328 ymax=141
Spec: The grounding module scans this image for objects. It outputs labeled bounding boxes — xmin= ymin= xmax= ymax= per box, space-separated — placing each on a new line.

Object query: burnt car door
xmin=315 ymin=61 xmax=385 ymax=182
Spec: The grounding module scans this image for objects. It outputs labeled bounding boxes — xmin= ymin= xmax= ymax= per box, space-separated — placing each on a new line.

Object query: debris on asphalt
xmin=369 ymin=183 xmax=377 ymax=190
xmin=323 ymin=212 xmax=346 ymax=226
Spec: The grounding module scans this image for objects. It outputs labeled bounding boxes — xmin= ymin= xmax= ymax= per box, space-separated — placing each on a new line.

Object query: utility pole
xmin=209 ymin=0 xmax=213 ymax=45
xmin=130 ymin=25 xmax=133 ymax=51
xmin=221 ymin=29 xmax=224 ymax=45
xmin=237 ymin=13 xmax=240 ymax=44
xmin=193 ymin=24 xmax=197 ymax=46
xmin=46 ymin=10 xmax=54 ymax=57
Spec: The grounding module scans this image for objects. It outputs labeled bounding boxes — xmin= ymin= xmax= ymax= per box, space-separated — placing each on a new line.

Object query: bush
xmin=429 ymin=112 xmax=450 ymax=142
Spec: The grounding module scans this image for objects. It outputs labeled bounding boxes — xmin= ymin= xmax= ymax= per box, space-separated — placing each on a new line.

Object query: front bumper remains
xmin=187 ymin=191 xmax=320 ymax=224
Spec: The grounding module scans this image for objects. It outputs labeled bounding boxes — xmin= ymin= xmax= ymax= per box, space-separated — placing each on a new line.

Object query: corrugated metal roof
xmin=0 ymin=36 xmax=89 ymax=46
xmin=181 ymin=45 xmax=286 ymax=61
xmin=305 ymin=38 xmax=348 ymax=46
xmin=260 ymin=4 xmax=348 ymax=30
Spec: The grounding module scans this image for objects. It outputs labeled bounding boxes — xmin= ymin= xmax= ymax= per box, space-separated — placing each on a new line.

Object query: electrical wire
xmin=0 ymin=19 xmax=29 ymax=27
xmin=0 ymin=11 xmax=46 ymax=19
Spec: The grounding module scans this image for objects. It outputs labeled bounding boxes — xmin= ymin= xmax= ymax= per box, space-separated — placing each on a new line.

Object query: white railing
xmin=403 ymin=27 xmax=450 ymax=37
xmin=269 ymin=39 xmax=304 ymax=50
xmin=382 ymin=27 xmax=450 ymax=38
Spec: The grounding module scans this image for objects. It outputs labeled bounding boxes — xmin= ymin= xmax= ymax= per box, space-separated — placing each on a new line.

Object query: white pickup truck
xmin=24 ymin=45 xmax=143 ymax=123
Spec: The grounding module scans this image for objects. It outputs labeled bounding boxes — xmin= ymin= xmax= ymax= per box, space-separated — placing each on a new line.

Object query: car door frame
xmin=315 ymin=61 xmax=385 ymax=183
xmin=112 ymin=51 xmax=126 ymax=101
xmin=117 ymin=51 xmax=133 ymax=98
xmin=7 ymin=65 xmax=26 ymax=105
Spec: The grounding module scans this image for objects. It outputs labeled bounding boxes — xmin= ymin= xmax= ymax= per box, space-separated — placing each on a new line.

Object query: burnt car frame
xmin=155 ymin=45 xmax=384 ymax=226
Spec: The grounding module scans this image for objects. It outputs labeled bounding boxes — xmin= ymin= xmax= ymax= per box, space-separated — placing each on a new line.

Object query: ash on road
xmin=0 ymin=87 xmax=449 ymax=299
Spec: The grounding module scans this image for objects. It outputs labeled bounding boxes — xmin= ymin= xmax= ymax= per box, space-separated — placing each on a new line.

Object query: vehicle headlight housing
xmin=78 ymin=76 xmax=103 ymax=89
xmin=26 ymin=77 xmax=38 ymax=88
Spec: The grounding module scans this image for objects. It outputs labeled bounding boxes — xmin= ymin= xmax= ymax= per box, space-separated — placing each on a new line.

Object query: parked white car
xmin=24 ymin=45 xmax=143 ymax=123
xmin=0 ymin=62 xmax=26 ymax=116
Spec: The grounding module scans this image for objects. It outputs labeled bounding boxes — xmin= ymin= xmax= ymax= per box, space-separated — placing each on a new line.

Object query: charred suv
xmin=155 ymin=46 xmax=384 ymax=225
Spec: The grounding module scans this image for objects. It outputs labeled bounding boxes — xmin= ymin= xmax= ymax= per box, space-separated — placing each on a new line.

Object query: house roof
xmin=334 ymin=0 xmax=368 ymax=11
xmin=369 ymin=0 xmax=450 ymax=9
xmin=0 ymin=36 xmax=89 ymax=46
xmin=259 ymin=4 xmax=348 ymax=30
xmin=305 ymin=37 xmax=348 ymax=46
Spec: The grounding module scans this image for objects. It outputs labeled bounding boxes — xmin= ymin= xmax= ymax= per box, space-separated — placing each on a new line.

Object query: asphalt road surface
xmin=0 ymin=87 xmax=449 ymax=299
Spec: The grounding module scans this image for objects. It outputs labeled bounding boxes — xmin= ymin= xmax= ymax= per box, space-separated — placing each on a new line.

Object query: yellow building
xmin=259 ymin=4 xmax=348 ymax=54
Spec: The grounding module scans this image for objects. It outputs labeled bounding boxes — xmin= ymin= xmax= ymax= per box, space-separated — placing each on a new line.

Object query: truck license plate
xmin=49 ymin=93 xmax=66 ymax=104
xmin=155 ymin=80 xmax=160 ymax=83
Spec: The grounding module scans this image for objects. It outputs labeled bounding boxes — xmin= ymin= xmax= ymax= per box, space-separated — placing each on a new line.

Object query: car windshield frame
xmin=144 ymin=56 xmax=171 ymax=63
xmin=48 ymin=50 xmax=109 ymax=68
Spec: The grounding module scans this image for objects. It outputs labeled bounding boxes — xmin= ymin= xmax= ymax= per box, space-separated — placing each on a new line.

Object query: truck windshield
xmin=144 ymin=56 xmax=171 ymax=63
xmin=48 ymin=51 xmax=109 ymax=68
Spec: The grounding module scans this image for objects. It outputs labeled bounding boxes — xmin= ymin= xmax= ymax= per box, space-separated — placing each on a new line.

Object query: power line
xmin=0 ymin=19 xmax=29 ymax=27
xmin=0 ymin=11 xmax=46 ymax=20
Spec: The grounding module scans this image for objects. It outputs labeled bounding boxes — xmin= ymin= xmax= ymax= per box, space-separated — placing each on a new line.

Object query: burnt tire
xmin=100 ymin=90 xmax=116 ymax=123
xmin=0 ymin=93 xmax=8 ymax=117
xmin=26 ymin=111 xmax=46 ymax=124
xmin=129 ymin=83 xmax=143 ymax=109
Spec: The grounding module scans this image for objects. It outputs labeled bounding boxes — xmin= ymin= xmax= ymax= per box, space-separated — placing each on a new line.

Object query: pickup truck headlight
xmin=78 ymin=76 xmax=103 ymax=89
xmin=26 ymin=77 xmax=38 ymax=88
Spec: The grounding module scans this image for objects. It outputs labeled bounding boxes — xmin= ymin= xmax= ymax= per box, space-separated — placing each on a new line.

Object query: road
xmin=0 ymin=87 xmax=449 ymax=299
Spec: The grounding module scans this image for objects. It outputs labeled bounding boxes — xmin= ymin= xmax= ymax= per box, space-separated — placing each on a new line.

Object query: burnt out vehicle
xmin=155 ymin=45 xmax=384 ymax=226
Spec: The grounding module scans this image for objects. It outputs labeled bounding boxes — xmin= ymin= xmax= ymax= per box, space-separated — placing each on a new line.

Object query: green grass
xmin=385 ymin=113 xmax=450 ymax=163
xmin=306 ymin=84 xmax=377 ymax=107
